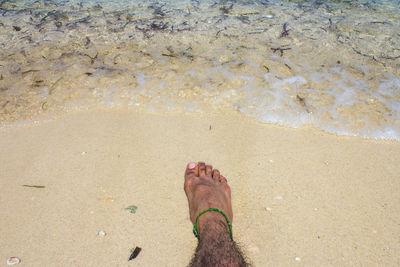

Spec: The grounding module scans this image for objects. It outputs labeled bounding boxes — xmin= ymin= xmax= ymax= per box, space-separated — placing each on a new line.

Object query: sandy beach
xmin=0 ymin=109 xmax=399 ymax=266
xmin=1 ymin=0 xmax=399 ymax=266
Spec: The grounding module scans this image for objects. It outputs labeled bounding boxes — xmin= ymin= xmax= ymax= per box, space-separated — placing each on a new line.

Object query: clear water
xmin=0 ymin=0 xmax=399 ymax=139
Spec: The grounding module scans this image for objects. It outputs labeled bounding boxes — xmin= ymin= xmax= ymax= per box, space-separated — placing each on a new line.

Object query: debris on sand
xmin=7 ymin=257 xmax=21 ymax=265
xmin=22 ymin=185 xmax=45 ymax=188
xmin=128 ymin=246 xmax=142 ymax=261
xmin=125 ymin=205 xmax=137 ymax=214
xmin=97 ymin=230 xmax=106 ymax=237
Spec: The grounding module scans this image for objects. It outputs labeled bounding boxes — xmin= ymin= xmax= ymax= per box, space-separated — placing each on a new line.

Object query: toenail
xmin=188 ymin=162 xmax=196 ymax=169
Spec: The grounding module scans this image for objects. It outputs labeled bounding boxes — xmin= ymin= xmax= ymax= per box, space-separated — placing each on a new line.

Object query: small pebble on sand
xmin=265 ymin=207 xmax=272 ymax=212
xmin=274 ymin=196 xmax=283 ymax=200
xmin=7 ymin=257 xmax=21 ymax=265
xmin=97 ymin=230 xmax=106 ymax=237
xmin=81 ymin=151 xmax=87 ymax=155
xmin=295 ymin=256 xmax=301 ymax=261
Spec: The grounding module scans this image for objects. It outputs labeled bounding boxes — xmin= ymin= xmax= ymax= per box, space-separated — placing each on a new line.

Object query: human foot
xmin=184 ymin=162 xmax=233 ymax=237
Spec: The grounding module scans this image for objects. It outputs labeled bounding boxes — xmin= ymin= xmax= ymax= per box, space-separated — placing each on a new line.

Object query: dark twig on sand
xmin=129 ymin=247 xmax=141 ymax=261
xmin=23 ymin=185 xmax=45 ymax=188
xmin=81 ymin=52 xmax=98 ymax=64
xmin=161 ymin=53 xmax=176 ymax=58
xmin=284 ymin=63 xmax=292 ymax=71
xmin=49 ymin=77 xmax=63 ymax=94
xmin=216 ymin=28 xmax=225 ymax=37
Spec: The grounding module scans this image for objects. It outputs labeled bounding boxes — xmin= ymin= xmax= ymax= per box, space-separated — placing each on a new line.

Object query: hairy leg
xmin=189 ymin=217 xmax=248 ymax=267
xmin=184 ymin=162 xmax=248 ymax=267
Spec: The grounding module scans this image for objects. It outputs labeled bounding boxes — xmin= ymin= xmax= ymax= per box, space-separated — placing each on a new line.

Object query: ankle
xmin=197 ymin=212 xmax=230 ymax=238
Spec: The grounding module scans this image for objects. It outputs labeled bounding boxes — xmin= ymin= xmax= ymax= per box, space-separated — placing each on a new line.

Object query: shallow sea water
xmin=0 ymin=0 xmax=399 ymax=139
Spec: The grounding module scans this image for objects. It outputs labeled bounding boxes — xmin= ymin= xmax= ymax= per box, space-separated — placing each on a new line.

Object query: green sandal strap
xmin=193 ymin=208 xmax=233 ymax=240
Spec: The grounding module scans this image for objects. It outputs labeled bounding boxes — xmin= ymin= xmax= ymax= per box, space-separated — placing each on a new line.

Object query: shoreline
xmin=1 ymin=109 xmax=399 ymax=266
xmin=1 ymin=107 xmax=400 ymax=142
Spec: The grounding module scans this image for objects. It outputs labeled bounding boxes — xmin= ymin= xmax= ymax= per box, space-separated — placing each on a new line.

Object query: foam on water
xmin=0 ymin=0 xmax=399 ymax=139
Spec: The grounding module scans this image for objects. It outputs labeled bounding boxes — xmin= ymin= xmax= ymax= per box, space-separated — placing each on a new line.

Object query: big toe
xmin=185 ymin=162 xmax=198 ymax=179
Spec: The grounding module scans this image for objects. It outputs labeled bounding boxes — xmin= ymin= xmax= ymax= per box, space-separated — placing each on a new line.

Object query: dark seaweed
xmin=280 ymin=22 xmax=290 ymax=38
xmin=236 ymin=15 xmax=250 ymax=24
xmin=84 ymin=36 xmax=91 ymax=47
xmin=296 ymin=95 xmax=310 ymax=113
xmin=271 ymin=46 xmax=292 ymax=57
xmin=150 ymin=21 xmax=169 ymax=31
xmin=65 ymin=15 xmax=90 ymax=29
xmin=220 ymin=4 xmax=233 ymax=14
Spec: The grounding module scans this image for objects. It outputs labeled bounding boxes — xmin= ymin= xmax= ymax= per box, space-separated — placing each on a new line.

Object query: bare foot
xmin=185 ymin=162 xmax=248 ymax=266
xmin=184 ymin=162 xmax=233 ymax=236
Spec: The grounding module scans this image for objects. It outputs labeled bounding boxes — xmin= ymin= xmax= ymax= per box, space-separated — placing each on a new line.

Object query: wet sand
xmin=0 ymin=109 xmax=399 ymax=266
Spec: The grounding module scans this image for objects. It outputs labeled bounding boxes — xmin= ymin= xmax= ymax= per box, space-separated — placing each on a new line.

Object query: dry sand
xmin=0 ymin=109 xmax=399 ymax=266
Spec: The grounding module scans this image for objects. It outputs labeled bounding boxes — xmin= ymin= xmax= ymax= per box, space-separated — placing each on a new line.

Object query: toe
xmin=219 ymin=175 xmax=227 ymax=183
xmin=205 ymin=164 xmax=213 ymax=176
xmin=185 ymin=162 xmax=198 ymax=179
xmin=212 ymin=169 xmax=220 ymax=180
xmin=198 ymin=162 xmax=206 ymax=176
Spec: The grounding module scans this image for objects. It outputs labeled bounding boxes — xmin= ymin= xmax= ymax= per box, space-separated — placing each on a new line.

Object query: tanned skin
xmin=184 ymin=162 xmax=248 ymax=267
